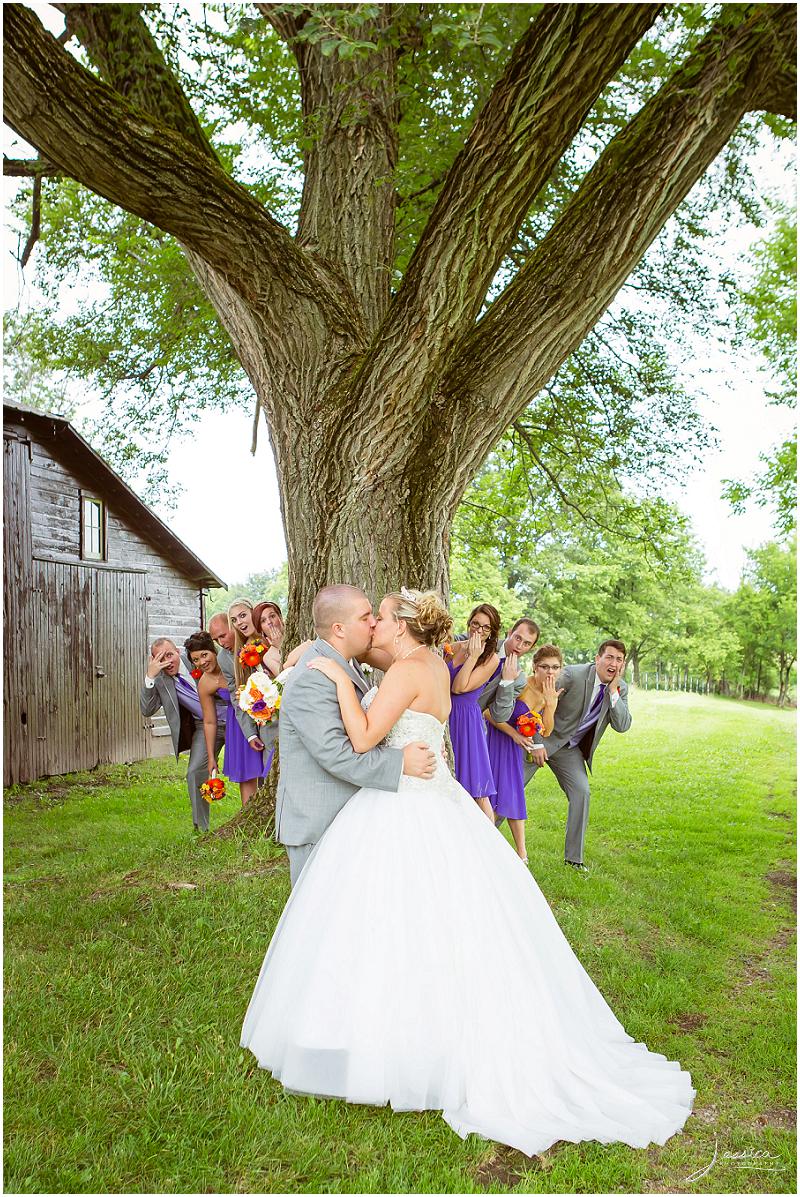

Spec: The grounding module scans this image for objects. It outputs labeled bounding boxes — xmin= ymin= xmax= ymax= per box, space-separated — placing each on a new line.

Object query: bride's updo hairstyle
xmin=388 ymin=588 xmax=453 ymax=648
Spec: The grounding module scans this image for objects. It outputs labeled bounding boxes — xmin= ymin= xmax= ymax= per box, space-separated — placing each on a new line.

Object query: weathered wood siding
xmin=4 ymin=435 xmax=34 ymax=785
xmin=4 ymin=422 xmax=208 ymax=780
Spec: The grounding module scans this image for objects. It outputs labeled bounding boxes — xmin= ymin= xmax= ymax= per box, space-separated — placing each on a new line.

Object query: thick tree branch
xmin=256 ymin=3 xmax=309 ymax=43
xmin=3 ymin=3 xmax=357 ymax=335
xmin=356 ymin=2 xmax=661 ymax=404
xmin=436 ymin=3 xmax=797 ymax=482
xmin=274 ymin=5 xmax=399 ymax=329
xmin=3 ymin=157 xmax=61 ymax=177
xmin=53 ymin=3 xmax=215 ymax=159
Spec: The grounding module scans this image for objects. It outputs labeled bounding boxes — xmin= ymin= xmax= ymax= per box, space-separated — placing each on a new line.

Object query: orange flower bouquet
xmin=239 ymin=640 xmax=269 ymax=668
xmin=201 ymin=774 xmax=226 ymax=803
xmin=516 ymin=710 xmax=545 ymax=738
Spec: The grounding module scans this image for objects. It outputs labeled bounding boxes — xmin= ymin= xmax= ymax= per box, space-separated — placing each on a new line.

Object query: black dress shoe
xmin=565 ymin=860 xmax=589 ymax=873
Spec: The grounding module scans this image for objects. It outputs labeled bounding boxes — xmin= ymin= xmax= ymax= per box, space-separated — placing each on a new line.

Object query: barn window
xmin=81 ymin=496 xmax=106 ymax=561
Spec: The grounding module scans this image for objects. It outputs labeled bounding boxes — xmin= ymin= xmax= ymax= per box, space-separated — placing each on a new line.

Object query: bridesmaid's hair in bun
xmin=184 ymin=630 xmax=217 ymax=656
xmin=389 ymin=588 xmax=453 ymax=648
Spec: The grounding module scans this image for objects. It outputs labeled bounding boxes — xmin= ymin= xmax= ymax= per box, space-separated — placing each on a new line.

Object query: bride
xmin=240 ymin=588 xmax=694 ymax=1156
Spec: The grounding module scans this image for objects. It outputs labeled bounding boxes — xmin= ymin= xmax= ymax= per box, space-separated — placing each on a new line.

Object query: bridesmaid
xmin=185 ymin=631 xmax=270 ymax=807
xmin=485 ymin=644 xmax=564 ymax=860
xmin=251 ymin=602 xmax=284 ymax=677
xmin=446 ymin=603 xmax=501 ymax=821
xmin=228 ymin=599 xmax=260 ymax=689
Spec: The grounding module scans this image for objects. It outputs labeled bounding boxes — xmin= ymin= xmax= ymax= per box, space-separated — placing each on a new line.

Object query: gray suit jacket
xmin=536 ymin=663 xmax=631 ymax=771
xmin=139 ymin=654 xmax=203 ymax=758
xmin=479 ymin=659 xmax=528 ymax=722
xmin=275 ymin=638 xmax=404 ymax=847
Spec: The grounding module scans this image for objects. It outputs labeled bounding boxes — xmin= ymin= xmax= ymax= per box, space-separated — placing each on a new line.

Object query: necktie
xmin=573 ymin=683 xmax=606 ymax=741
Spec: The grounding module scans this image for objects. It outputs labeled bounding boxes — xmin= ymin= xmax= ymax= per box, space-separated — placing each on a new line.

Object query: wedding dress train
xmin=241 ymin=700 xmax=694 ymax=1155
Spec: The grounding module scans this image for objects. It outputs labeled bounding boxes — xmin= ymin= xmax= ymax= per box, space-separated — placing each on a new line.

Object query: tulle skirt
xmin=241 ymin=779 xmax=694 ymax=1155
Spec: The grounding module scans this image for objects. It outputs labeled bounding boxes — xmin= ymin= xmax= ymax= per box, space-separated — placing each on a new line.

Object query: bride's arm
xmin=307 ymin=660 xmax=417 ymax=752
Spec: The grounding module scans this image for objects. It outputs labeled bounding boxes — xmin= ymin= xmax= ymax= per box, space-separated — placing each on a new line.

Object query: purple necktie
xmin=571 ymin=683 xmax=606 ymax=744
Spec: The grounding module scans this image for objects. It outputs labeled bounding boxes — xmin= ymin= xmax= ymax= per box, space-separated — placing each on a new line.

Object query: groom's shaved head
xmin=313 ymin=585 xmax=369 ymax=635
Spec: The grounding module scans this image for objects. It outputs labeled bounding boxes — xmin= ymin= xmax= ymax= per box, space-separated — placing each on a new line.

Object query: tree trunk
xmin=3 ymin=2 xmax=797 ymax=834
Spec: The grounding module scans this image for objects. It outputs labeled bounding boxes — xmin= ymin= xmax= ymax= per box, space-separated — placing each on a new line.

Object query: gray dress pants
xmin=186 ymin=720 xmax=226 ymax=831
xmin=286 ymin=843 xmax=315 ymax=887
xmin=524 ymin=745 xmax=591 ymax=864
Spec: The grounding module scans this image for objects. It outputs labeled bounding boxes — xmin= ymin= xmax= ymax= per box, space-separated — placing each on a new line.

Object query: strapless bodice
xmin=362 ymin=688 xmax=460 ymax=795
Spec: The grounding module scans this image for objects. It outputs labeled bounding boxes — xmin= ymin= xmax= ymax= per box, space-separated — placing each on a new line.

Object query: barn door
xmin=92 ymin=570 xmax=148 ymax=763
xmin=27 ymin=559 xmax=98 ymax=778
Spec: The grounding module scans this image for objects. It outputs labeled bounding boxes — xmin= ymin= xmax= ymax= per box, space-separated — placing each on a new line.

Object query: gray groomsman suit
xmin=139 ymin=654 xmax=225 ymax=831
xmin=276 ymin=638 xmax=404 ymax=886
xmin=525 ymin=663 xmax=631 ymax=864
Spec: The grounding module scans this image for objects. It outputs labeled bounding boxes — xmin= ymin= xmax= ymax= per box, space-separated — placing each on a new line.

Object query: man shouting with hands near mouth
xmin=525 ymin=639 xmax=631 ymax=872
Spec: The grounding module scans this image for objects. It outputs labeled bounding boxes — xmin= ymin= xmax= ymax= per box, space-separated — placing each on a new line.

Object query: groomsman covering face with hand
xmin=525 ymin=640 xmax=631 ymax=870
xmin=139 ymin=637 xmax=226 ymax=832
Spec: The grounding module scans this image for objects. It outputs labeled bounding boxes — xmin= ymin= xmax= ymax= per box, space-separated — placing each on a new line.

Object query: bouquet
xmin=239 ymin=640 xmax=269 ymax=669
xmin=238 ymin=669 xmax=282 ymax=725
xmin=516 ymin=710 xmax=545 ymax=738
xmin=201 ymin=774 xmax=226 ymax=803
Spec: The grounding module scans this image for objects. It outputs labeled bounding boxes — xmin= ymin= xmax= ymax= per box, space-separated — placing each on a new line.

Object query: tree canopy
xmin=4 ymin=2 xmax=796 ymax=631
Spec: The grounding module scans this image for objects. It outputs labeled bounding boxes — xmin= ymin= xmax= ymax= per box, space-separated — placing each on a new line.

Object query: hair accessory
xmin=400 ymin=586 xmax=418 ymax=604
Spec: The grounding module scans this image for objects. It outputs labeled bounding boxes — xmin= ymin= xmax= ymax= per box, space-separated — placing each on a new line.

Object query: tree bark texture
xmin=3 ymin=2 xmax=797 ymax=648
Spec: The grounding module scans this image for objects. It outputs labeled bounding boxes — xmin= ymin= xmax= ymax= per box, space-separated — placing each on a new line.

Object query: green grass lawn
xmin=4 ymin=691 xmax=796 ymax=1194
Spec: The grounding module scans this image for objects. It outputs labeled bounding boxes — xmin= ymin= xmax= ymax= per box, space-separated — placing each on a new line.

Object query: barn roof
xmin=4 ymin=401 xmax=225 ymax=589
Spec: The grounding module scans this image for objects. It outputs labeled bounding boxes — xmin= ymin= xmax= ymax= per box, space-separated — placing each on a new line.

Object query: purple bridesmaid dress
xmin=219 ymin=687 xmax=274 ymax=783
xmin=446 ymin=658 xmax=496 ymax=799
xmin=486 ymin=697 xmax=535 ymax=820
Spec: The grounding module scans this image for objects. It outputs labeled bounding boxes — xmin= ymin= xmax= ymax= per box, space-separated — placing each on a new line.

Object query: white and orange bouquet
xmin=238 ymin=669 xmax=281 ymax=725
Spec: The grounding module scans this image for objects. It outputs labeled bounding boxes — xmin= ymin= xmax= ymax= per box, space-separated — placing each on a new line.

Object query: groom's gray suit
xmin=525 ymin=663 xmax=631 ymax=864
xmin=276 ymin=638 xmax=404 ymax=886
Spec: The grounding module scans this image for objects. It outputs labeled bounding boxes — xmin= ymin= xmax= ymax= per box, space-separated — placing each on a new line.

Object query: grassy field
xmin=4 ymin=690 xmax=796 ymax=1194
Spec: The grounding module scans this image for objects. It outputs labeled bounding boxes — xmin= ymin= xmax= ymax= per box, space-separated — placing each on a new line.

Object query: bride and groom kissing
xmin=240 ymin=584 xmax=694 ymax=1158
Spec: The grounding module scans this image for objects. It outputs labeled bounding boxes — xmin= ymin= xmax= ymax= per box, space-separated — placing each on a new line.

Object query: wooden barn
xmin=3 ymin=401 xmax=225 ymax=785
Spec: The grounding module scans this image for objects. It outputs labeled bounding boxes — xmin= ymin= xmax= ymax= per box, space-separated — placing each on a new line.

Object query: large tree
xmin=4 ymin=2 xmax=796 ymax=635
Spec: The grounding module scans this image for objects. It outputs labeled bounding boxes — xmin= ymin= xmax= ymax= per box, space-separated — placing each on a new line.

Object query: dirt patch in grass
xmin=473 ymin=1145 xmax=531 ymax=1189
xmin=767 ymin=870 xmax=797 ymax=892
xmin=767 ymin=810 xmax=791 ymax=820
xmin=4 ymin=763 xmax=173 ymax=809
xmin=668 ymin=1012 xmax=708 ymax=1032
xmin=753 ymin=1107 xmax=796 ymax=1130
xmin=4 ymin=874 xmax=67 ymax=889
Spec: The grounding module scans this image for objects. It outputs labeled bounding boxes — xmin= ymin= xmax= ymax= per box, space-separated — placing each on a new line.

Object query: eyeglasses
xmin=468 ymin=621 xmax=492 ymax=633
xmin=537 ymin=663 xmax=561 ymax=672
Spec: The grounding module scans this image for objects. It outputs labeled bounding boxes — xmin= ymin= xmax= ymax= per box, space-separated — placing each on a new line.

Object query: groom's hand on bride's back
xmin=402 ymin=743 xmax=437 ymax=779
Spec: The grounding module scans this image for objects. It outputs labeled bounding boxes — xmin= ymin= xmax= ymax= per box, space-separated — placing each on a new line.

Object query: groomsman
xmin=479 ymin=617 xmax=540 ymax=720
xmin=526 ymin=640 xmax=631 ymax=871
xmin=139 ymin=637 xmax=225 ymax=831
xmin=208 ymin=612 xmax=235 ymax=674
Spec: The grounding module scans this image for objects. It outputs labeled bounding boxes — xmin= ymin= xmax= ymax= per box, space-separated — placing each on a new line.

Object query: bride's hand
xmin=307 ymin=657 xmax=348 ymax=683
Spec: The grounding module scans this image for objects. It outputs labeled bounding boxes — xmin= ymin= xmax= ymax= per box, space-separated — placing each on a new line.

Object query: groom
xmin=276 ymin=584 xmax=437 ymax=886
xmin=526 ymin=639 xmax=631 ymax=870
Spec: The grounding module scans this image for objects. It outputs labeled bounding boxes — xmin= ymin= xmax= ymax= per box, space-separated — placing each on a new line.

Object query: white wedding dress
xmin=241 ymin=695 xmax=694 ymax=1155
